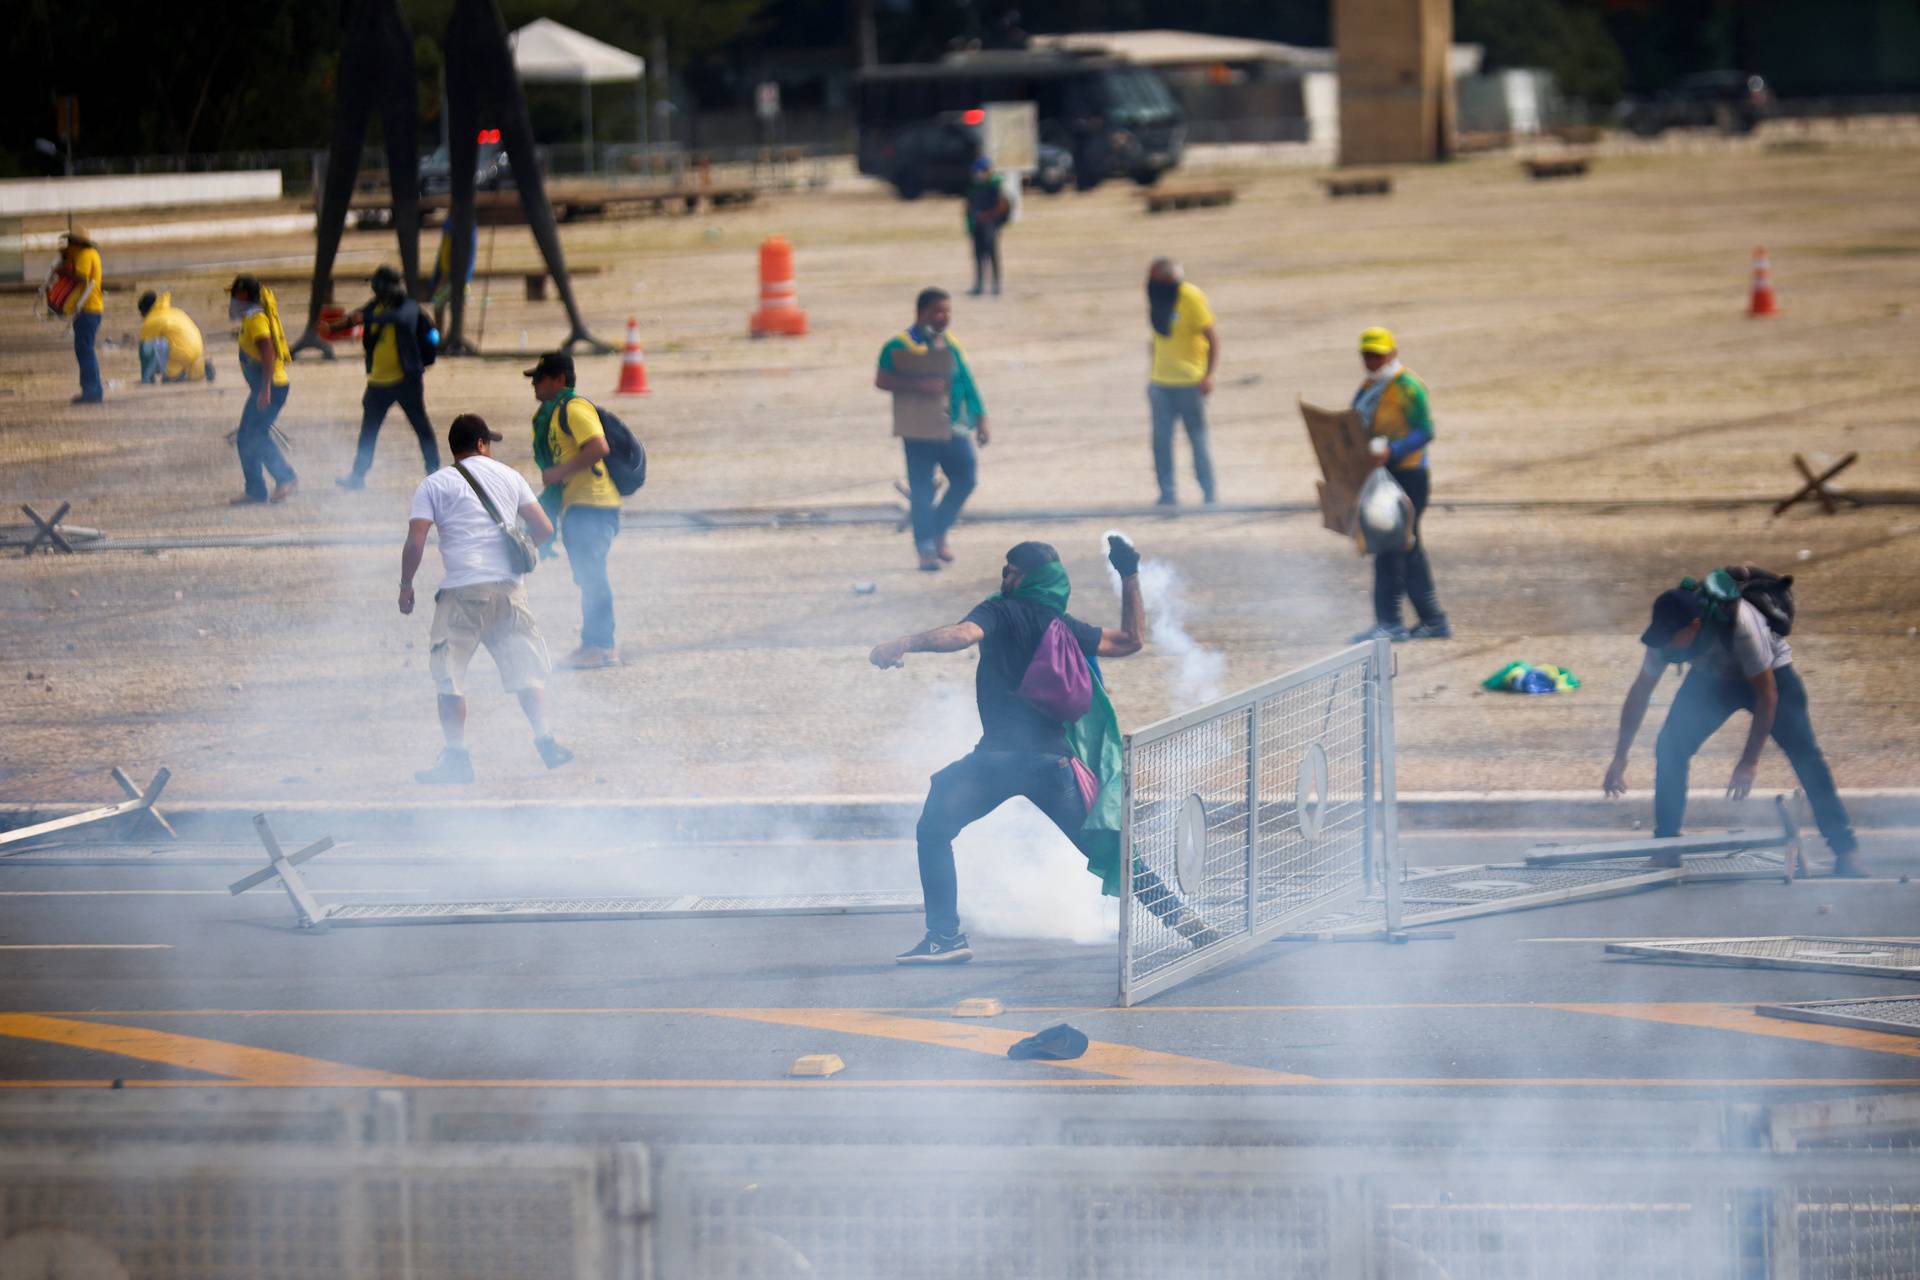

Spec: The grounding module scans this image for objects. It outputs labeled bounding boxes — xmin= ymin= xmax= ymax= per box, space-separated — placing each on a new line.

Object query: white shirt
xmin=408 ymin=455 xmax=540 ymax=590
xmin=1642 ymin=599 xmax=1792 ymax=682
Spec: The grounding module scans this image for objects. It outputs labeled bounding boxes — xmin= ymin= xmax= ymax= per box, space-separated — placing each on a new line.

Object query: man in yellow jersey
xmin=1145 ymin=258 xmax=1218 ymax=505
xmin=137 ymin=291 xmax=213 ymax=383
xmin=227 ymin=275 xmax=297 ymax=504
xmin=55 ymin=227 xmax=106 ymax=404
xmin=528 ymin=353 xmax=622 ymax=669
xmin=337 ymin=266 xmax=439 ymax=489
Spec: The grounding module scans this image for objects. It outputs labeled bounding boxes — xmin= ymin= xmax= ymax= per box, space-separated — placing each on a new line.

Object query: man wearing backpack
xmin=870 ymin=536 xmax=1222 ymax=963
xmin=338 ymin=265 xmax=440 ymax=490
xmin=400 ymin=414 xmax=572 ymax=784
xmin=1603 ymin=570 xmax=1863 ymax=876
xmin=528 ymin=352 xmax=624 ymax=670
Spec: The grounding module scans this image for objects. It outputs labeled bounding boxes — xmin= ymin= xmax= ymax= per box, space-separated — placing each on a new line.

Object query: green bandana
xmin=1006 ymin=560 xmax=1127 ymax=896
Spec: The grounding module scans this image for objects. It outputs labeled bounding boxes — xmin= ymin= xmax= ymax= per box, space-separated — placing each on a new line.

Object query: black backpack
xmin=564 ymin=399 xmax=647 ymax=496
xmin=1726 ymin=565 xmax=1795 ymax=637
xmin=1689 ymin=565 xmax=1795 ymax=637
xmin=414 ymin=304 xmax=439 ymax=369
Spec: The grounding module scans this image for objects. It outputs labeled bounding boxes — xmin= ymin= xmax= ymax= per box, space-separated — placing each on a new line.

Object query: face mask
xmin=1365 ymin=356 xmax=1402 ymax=384
xmin=228 ymin=297 xmax=249 ymax=321
xmin=1147 ymin=280 xmax=1179 ymax=336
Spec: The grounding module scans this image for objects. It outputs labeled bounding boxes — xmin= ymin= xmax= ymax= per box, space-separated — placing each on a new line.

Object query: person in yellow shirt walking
xmin=1145 ymin=258 xmax=1219 ymax=505
xmin=136 ymin=292 xmax=213 ymax=384
xmin=337 ymin=265 xmax=439 ymax=489
xmin=53 ymin=227 xmax=106 ymax=404
xmin=528 ymin=352 xmax=622 ymax=669
xmin=227 ymin=275 xmax=298 ymax=505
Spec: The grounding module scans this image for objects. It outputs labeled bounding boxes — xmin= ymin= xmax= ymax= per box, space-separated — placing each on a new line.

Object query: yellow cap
xmin=1359 ymin=326 xmax=1395 ymax=355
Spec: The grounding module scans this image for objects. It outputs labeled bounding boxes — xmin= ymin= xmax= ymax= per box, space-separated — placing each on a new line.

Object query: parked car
xmin=419 ymin=142 xmax=515 ymax=196
xmin=1616 ymin=72 xmax=1773 ymax=137
xmin=879 ymin=117 xmax=1076 ymax=200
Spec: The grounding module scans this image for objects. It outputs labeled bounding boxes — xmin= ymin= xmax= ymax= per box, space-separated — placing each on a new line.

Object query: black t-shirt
xmin=964 ymin=597 xmax=1103 ymax=753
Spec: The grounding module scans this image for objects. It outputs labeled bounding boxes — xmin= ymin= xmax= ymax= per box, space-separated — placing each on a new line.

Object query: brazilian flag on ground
xmin=1004 ymin=559 xmax=1126 ymax=896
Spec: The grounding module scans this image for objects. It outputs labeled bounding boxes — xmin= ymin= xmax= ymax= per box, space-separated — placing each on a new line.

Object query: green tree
xmin=1457 ymin=0 xmax=1629 ymax=105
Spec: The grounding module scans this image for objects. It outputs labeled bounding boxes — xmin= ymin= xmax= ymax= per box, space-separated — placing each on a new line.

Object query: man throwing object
xmin=871 ymin=535 xmax=1219 ymax=963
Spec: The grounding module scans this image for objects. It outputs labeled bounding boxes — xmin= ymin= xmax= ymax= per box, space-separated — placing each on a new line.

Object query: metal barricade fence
xmin=1121 ymin=639 xmax=1400 ymax=1005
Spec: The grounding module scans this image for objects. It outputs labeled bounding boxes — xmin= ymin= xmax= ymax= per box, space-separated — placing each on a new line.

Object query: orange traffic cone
xmin=1748 ymin=246 xmax=1779 ymax=317
xmin=615 ymin=317 xmax=649 ymax=394
xmin=749 ymin=235 xmax=808 ymax=337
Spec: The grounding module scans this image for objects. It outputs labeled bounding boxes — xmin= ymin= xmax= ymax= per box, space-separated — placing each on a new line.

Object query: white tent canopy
xmin=511 ymin=18 xmax=644 ymax=83
xmin=508 ymin=18 xmax=647 ymax=164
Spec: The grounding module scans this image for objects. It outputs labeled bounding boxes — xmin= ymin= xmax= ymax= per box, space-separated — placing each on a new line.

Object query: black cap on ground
xmin=524 ymin=351 xmax=574 ymax=381
xmin=1006 ymin=1023 xmax=1089 ymax=1061
xmin=1641 ymin=587 xmax=1707 ymax=649
xmin=448 ymin=414 xmax=504 ymax=454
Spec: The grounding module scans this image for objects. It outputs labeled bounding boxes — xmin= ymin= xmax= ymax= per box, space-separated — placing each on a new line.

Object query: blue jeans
xmin=562 ymin=505 xmax=620 ymax=650
xmin=1653 ymin=662 xmax=1855 ymax=855
xmin=916 ymin=750 xmax=1088 ymax=935
xmin=236 ymin=369 xmax=295 ymax=500
xmin=903 ymin=433 xmax=977 ymax=554
xmin=73 ymin=312 xmax=102 ymax=400
xmin=1149 ymin=382 xmax=1216 ymax=502
xmin=351 ymin=377 xmax=438 ymax=478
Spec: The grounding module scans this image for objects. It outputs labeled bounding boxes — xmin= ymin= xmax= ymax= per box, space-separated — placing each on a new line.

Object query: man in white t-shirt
xmin=400 ymin=414 xmax=572 ymax=784
xmin=1603 ymin=583 xmax=1861 ymax=875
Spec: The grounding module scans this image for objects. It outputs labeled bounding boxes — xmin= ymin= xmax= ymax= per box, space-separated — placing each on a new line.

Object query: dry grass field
xmin=2 ymin=141 xmax=1918 ymax=805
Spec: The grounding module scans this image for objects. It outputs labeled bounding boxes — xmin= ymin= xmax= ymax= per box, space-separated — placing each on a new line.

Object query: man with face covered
xmin=870 ymin=535 xmax=1221 ymax=964
xmin=1146 ymin=259 xmax=1219 ymax=506
xmin=338 ymin=265 xmax=440 ymax=489
xmin=1604 ymin=578 xmax=1863 ymax=876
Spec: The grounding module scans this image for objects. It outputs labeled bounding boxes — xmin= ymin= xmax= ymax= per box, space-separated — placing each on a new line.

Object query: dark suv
xmin=876 ymin=118 xmax=1074 ymax=200
xmin=1617 ymin=71 xmax=1774 ymax=137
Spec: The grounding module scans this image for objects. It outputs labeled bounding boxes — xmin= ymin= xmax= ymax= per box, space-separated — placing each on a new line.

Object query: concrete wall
xmin=1334 ymin=0 xmax=1455 ymax=166
xmin=0 ymin=171 xmax=283 ymax=217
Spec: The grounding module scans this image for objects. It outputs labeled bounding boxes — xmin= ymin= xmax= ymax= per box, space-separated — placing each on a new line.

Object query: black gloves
xmin=1106 ymin=533 xmax=1140 ymax=578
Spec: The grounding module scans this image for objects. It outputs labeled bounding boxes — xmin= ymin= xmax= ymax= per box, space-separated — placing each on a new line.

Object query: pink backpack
xmin=1017 ymin=616 xmax=1093 ymax=723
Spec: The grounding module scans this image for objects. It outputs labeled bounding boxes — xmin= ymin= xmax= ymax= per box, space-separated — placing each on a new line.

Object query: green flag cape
xmin=1005 ymin=560 xmax=1126 ymax=896
xmin=530 ymin=387 xmax=576 ymax=527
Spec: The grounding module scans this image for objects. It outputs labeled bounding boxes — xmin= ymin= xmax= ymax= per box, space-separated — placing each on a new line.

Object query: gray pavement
xmin=2 ymin=833 xmax=1916 ymax=1108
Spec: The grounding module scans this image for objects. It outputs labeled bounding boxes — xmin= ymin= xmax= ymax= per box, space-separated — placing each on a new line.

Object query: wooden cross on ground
xmin=20 ymin=502 xmax=74 ymax=555
xmin=227 ymin=813 xmax=335 ymax=929
xmin=0 ymin=767 xmax=175 ymax=855
xmin=1773 ymin=452 xmax=1861 ymax=516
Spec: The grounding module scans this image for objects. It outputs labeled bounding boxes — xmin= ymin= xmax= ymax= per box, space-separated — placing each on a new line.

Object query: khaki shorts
xmin=427 ymin=582 xmax=550 ymax=697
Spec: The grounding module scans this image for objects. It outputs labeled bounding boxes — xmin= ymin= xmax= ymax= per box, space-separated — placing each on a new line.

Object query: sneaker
xmin=1171 ymin=909 xmax=1225 ymax=948
xmin=562 ymin=647 xmax=620 ymax=670
xmin=415 ymin=747 xmax=474 ymax=785
xmin=1830 ymin=853 xmax=1871 ymax=879
xmin=1407 ymin=619 xmax=1452 ymax=640
xmin=895 ymin=931 xmax=973 ymax=965
xmin=230 ymin=493 xmax=269 ymax=506
xmin=1351 ymin=623 xmax=1410 ymax=644
xmin=1155 ymin=494 xmax=1178 ymax=507
xmin=269 ymin=479 xmax=298 ymax=504
xmin=70 ymin=394 xmax=104 ymax=405
xmin=935 ymin=539 xmax=956 ymax=563
xmin=917 ymin=553 xmax=942 ymax=573
xmin=535 ymin=736 xmax=574 ymax=770
xmin=335 ymin=473 xmax=366 ymax=491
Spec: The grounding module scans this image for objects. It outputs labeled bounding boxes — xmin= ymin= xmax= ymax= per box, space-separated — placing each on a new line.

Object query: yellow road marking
xmin=0 ymin=1014 xmax=423 ymax=1086
xmin=1548 ymin=1003 xmax=1920 ymax=1058
xmin=704 ymin=1008 xmax=1318 ymax=1085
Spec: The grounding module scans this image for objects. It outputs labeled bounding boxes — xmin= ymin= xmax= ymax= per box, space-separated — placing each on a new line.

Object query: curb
xmin=4 ymin=790 xmax=1919 ymax=846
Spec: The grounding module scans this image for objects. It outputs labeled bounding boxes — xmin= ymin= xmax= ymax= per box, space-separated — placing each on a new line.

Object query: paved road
xmin=0 ymin=834 xmax=1915 ymax=1106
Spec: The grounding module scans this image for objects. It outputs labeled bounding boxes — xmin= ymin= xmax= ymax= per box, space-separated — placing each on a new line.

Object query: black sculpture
xmin=442 ymin=0 xmax=606 ymax=354
xmin=295 ymin=0 xmax=605 ymax=359
xmin=292 ymin=0 xmax=421 ymax=359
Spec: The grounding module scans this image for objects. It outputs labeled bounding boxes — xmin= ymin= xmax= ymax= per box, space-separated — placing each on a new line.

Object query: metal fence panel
xmin=0 ymin=1144 xmax=614 ymax=1280
xmin=1121 ymin=641 xmax=1397 ymax=1005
